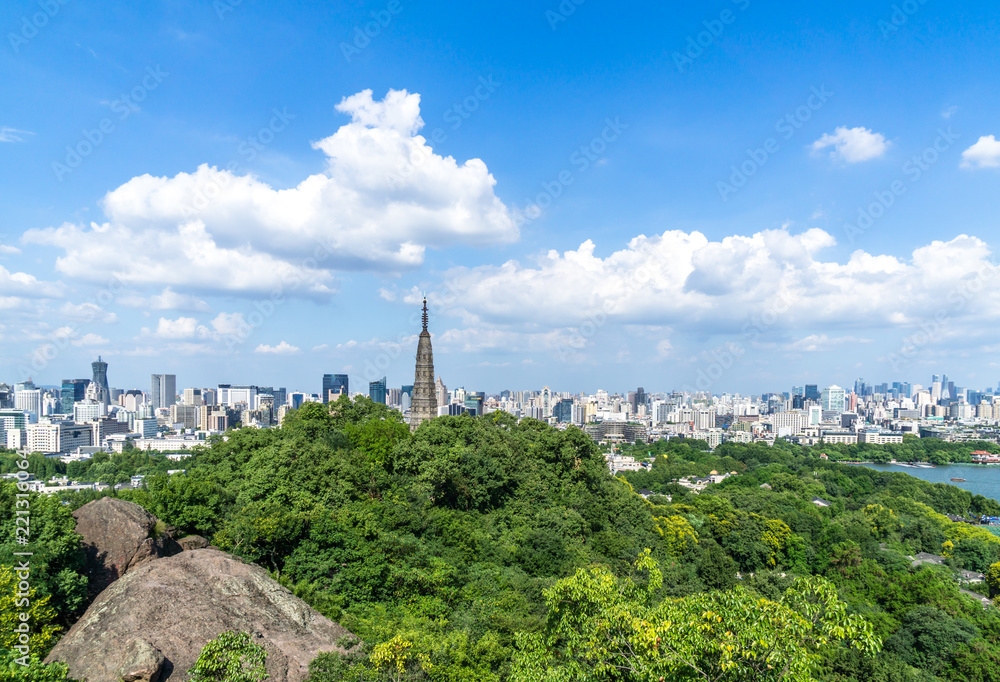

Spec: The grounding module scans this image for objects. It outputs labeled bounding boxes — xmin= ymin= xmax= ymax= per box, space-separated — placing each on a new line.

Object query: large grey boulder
xmin=46 ymin=548 xmax=358 ymax=681
xmin=72 ymin=497 xmax=182 ymax=596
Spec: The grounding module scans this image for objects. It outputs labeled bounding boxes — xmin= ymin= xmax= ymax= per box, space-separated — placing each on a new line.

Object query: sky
xmin=1 ymin=0 xmax=999 ymax=397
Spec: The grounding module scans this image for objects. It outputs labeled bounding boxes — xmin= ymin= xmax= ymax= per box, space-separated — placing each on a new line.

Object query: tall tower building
xmin=410 ymin=298 xmax=438 ymax=432
xmin=91 ymin=356 xmax=110 ymax=409
xmin=322 ymin=374 xmax=349 ymax=403
xmin=151 ymin=374 xmax=177 ymax=411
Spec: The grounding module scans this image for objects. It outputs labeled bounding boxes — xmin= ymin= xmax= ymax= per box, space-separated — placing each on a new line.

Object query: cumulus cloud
xmin=0 ymin=265 xmax=64 ymax=298
xmin=0 ymin=244 xmax=20 ymax=255
xmin=811 ymin=126 xmax=890 ymax=163
xmin=153 ymin=316 xmax=202 ymax=339
xmin=23 ymin=89 xmax=517 ymax=298
xmin=59 ymin=302 xmax=117 ymax=323
xmin=434 ymin=229 xmax=1000 ymax=337
xmin=72 ymin=333 xmax=110 ymax=347
xmin=254 ymin=341 xmax=301 ymax=355
xmin=961 ymin=135 xmax=1000 ymax=169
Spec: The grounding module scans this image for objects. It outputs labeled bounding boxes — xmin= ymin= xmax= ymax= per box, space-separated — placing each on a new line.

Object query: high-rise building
xmin=182 ymin=388 xmax=203 ymax=406
xmin=14 ymin=390 xmax=42 ymax=418
xmin=553 ymin=398 xmax=574 ymax=423
xmin=410 ymin=298 xmax=438 ymax=431
xmin=804 ymin=385 xmax=820 ymax=401
xmin=60 ymin=379 xmax=89 ymax=414
xmin=369 ymin=377 xmax=387 ymax=405
xmin=91 ymin=356 xmax=110 ymax=409
xmin=821 ymin=385 xmax=846 ymax=414
xmin=322 ymin=374 xmax=349 ymax=403
xmin=151 ymin=374 xmax=177 ymax=410
xmin=435 ymin=377 xmax=448 ymax=409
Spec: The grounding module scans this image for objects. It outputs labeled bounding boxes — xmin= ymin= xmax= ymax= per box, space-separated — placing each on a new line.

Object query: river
xmin=861 ymin=463 xmax=1000 ymax=503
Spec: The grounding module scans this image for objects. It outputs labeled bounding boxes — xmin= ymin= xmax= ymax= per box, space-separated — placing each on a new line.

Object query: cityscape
xmin=3 ymin=297 xmax=998 ymax=480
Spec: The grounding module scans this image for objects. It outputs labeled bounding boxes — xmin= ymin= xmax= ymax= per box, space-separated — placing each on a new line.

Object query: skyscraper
xmin=61 ymin=379 xmax=89 ymax=414
xmin=369 ymin=377 xmax=387 ymax=404
xmin=91 ymin=356 xmax=110 ymax=409
xmin=322 ymin=374 xmax=349 ymax=402
xmin=822 ymin=385 xmax=846 ymax=413
xmin=151 ymin=374 xmax=177 ymax=411
xmin=410 ymin=297 xmax=438 ymax=432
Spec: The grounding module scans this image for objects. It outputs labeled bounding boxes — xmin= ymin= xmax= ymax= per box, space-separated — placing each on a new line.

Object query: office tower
xmin=930 ymin=378 xmax=942 ymax=403
xmin=436 ymin=377 xmax=448 ymax=408
xmin=821 ymin=385 xmax=846 ymax=413
xmin=60 ymin=379 xmax=89 ymax=414
xmin=553 ymin=398 xmax=574 ymax=423
xmin=804 ymin=385 xmax=820 ymax=401
xmin=183 ymin=388 xmax=203 ymax=406
xmin=792 ymin=386 xmax=804 ymax=398
xmin=464 ymin=392 xmax=485 ymax=417
xmin=410 ymin=297 xmax=438 ymax=431
xmin=541 ymin=386 xmax=552 ymax=418
xmin=369 ymin=377 xmax=387 ymax=404
xmin=0 ymin=384 xmax=11 ymax=409
xmin=91 ymin=356 xmax=110 ymax=409
xmin=150 ymin=374 xmax=177 ymax=410
xmin=636 ymin=387 xmax=647 ymax=410
xmin=14 ymin=390 xmax=42 ymax=418
xmin=322 ymin=374 xmax=349 ymax=403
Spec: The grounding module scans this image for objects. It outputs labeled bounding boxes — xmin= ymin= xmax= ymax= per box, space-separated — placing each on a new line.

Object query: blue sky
xmin=1 ymin=0 xmax=999 ymax=396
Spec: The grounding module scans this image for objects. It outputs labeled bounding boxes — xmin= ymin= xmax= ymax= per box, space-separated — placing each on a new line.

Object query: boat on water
xmin=951 ymin=478 xmax=967 ymax=482
xmin=895 ymin=462 xmax=935 ymax=469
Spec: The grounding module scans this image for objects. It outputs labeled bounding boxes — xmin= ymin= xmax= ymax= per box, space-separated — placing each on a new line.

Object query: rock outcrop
xmin=46 ymin=548 xmax=358 ymax=682
xmin=177 ymin=534 xmax=211 ymax=551
xmin=72 ymin=497 xmax=182 ymax=596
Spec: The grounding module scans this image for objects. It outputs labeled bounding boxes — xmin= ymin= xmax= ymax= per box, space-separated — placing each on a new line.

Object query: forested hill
xmin=6 ymin=397 xmax=1000 ymax=680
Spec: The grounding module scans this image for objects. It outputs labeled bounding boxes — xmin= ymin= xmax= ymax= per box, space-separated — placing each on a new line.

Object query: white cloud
xmin=120 ymin=287 xmax=211 ymax=312
xmin=23 ymin=89 xmax=517 ymax=298
xmin=254 ymin=341 xmax=301 ymax=355
xmin=154 ymin=316 xmax=201 ymax=339
xmin=784 ymin=334 xmax=873 ymax=352
xmin=0 ymin=244 xmax=20 ymax=255
xmin=434 ymin=229 xmax=1000 ymax=338
xmin=811 ymin=126 xmax=890 ymax=163
xmin=0 ymin=127 xmax=33 ymax=143
xmin=59 ymin=302 xmax=117 ymax=323
xmin=72 ymin=333 xmax=110 ymax=347
xmin=0 ymin=265 xmax=64 ymax=298
xmin=961 ymin=135 xmax=1000 ymax=169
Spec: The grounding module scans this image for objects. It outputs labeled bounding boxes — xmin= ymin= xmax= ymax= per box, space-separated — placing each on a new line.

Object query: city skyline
xmin=2 ymin=1 xmax=1000 ymax=394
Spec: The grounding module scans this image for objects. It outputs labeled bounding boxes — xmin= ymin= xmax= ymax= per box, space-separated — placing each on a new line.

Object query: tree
xmin=512 ymin=550 xmax=881 ymax=682
xmin=986 ymin=561 xmax=1000 ymax=599
xmin=188 ymin=631 xmax=268 ymax=682
xmin=0 ymin=566 xmax=61 ymax=657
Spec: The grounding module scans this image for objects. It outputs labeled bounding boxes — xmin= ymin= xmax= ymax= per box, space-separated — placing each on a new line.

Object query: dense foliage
xmin=7 ymin=398 xmax=1000 ymax=680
